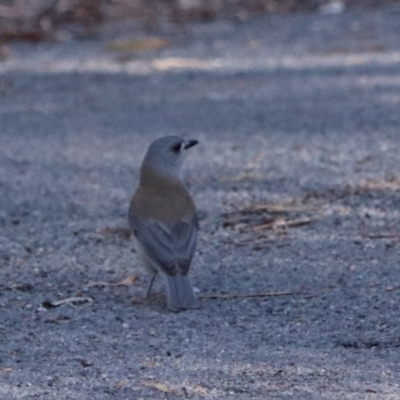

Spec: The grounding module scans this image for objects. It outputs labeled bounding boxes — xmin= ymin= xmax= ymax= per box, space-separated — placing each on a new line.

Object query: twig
xmin=199 ymin=290 xmax=309 ymax=300
xmin=222 ymin=203 xmax=316 ymax=217
xmin=360 ymin=220 xmax=400 ymax=239
xmin=42 ymin=296 xmax=93 ymax=308
xmin=362 ymin=232 xmax=400 ymax=239
xmin=249 ymin=204 xmax=318 ymax=213
xmin=251 ymin=217 xmax=314 ymax=232
xmin=129 ymin=289 xmax=329 ymax=306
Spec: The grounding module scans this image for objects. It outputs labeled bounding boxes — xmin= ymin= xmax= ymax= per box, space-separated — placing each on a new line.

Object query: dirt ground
xmin=1 ymin=5 xmax=400 ymax=399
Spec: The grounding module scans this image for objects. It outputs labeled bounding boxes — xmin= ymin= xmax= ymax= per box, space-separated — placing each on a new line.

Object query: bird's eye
xmin=171 ymin=143 xmax=182 ymax=153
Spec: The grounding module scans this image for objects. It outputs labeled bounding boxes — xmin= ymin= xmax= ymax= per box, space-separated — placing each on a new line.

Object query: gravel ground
xmin=1 ymin=6 xmax=400 ymax=399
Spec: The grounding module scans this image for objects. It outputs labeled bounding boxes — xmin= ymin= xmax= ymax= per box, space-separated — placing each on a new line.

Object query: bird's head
xmin=141 ymin=136 xmax=198 ymax=181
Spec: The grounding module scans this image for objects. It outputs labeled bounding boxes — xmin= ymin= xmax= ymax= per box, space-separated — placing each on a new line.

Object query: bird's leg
xmin=145 ymin=273 xmax=157 ymax=299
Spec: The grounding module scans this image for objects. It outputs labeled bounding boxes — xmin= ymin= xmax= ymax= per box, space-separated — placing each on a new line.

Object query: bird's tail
xmin=164 ymin=274 xmax=198 ymax=312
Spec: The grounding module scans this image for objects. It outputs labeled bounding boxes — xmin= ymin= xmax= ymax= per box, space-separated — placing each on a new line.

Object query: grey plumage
xmin=164 ymin=274 xmax=198 ymax=312
xmin=129 ymin=136 xmax=199 ymax=311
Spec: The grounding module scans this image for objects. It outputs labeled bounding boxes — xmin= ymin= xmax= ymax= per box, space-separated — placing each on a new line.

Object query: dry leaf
xmin=2 ymin=368 xmax=12 ymax=373
xmin=107 ymin=38 xmax=169 ymax=52
xmin=141 ymin=381 xmax=175 ymax=393
xmin=0 ymin=45 xmax=11 ymax=61
xmin=115 ymin=275 xmax=139 ymax=286
xmin=114 ymin=380 xmax=130 ymax=388
xmin=85 ymin=275 xmax=139 ymax=288
xmin=193 ymin=385 xmax=210 ymax=394
xmin=143 ymin=359 xmax=157 ymax=367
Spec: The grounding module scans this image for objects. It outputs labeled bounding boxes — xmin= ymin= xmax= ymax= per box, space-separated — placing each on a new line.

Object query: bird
xmin=129 ymin=136 xmax=199 ymax=312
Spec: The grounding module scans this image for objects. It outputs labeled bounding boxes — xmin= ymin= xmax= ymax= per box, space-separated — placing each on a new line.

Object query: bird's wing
xmin=129 ymin=212 xmax=198 ymax=276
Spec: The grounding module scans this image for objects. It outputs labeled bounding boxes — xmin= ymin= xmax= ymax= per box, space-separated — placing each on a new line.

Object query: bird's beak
xmin=183 ymin=140 xmax=199 ymax=150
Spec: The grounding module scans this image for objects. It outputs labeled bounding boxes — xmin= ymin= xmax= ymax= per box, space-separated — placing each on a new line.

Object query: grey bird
xmin=129 ymin=136 xmax=199 ymax=312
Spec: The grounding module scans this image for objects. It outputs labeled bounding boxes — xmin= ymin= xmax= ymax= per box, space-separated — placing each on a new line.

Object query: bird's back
xmin=129 ymin=164 xmax=196 ymax=224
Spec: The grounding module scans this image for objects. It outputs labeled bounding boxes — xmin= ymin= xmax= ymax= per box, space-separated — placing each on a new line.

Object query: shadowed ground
xmin=1 ymin=7 xmax=400 ymax=399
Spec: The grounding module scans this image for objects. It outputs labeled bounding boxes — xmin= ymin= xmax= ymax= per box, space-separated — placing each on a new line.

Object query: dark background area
xmin=1 ymin=0 xmax=400 ymax=41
